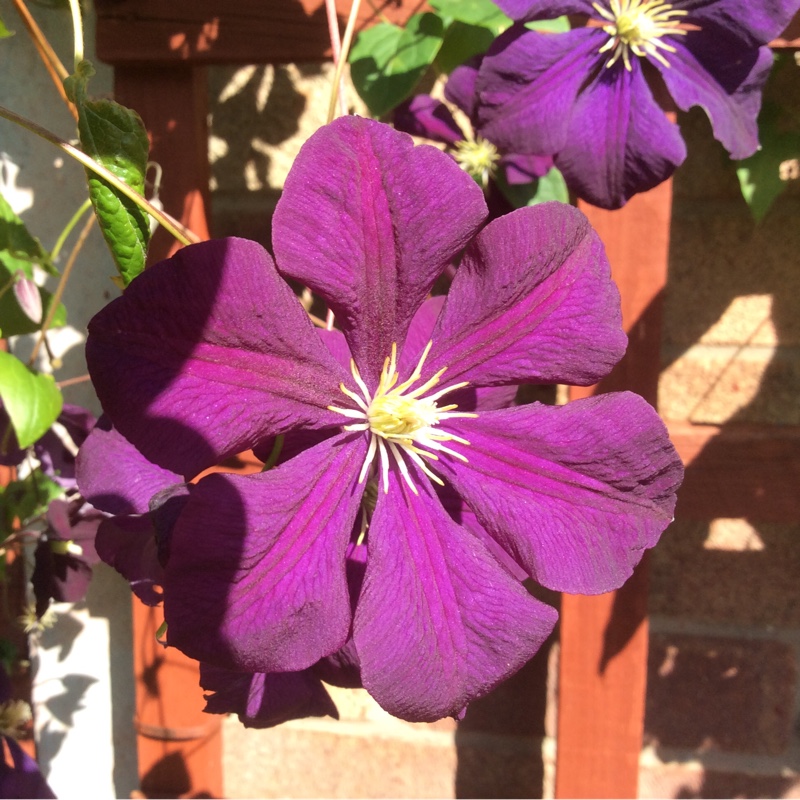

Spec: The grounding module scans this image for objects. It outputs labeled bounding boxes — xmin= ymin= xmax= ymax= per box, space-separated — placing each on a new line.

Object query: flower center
xmin=593 ymin=0 xmax=688 ymax=71
xmin=328 ymin=341 xmax=476 ymax=494
xmin=453 ymin=137 xmax=500 ymax=184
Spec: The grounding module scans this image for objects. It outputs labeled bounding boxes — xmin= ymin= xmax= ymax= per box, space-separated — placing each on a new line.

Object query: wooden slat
xmin=95 ymin=0 xmax=430 ymax=66
xmin=556 ymin=177 xmax=673 ymax=799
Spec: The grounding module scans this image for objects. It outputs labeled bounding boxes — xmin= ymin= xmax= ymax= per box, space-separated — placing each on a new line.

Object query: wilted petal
xmin=165 ymin=433 xmax=367 ymax=673
xmin=86 ymin=238 xmax=348 ymax=477
xmin=656 ymin=31 xmax=773 ymax=160
xmin=477 ymin=27 xmax=603 ymax=156
xmin=354 ymin=466 xmax=557 ymax=721
xmin=393 ymin=96 xmax=463 ymax=145
xmin=272 ymin=116 xmax=487 ymax=388
xmin=200 ymin=663 xmax=338 ymax=728
xmin=554 ymin=61 xmax=687 ymax=209
xmin=425 ymin=203 xmax=626 ymax=388
xmin=77 ymin=417 xmax=182 ymax=515
xmin=437 ymin=394 xmax=683 ymax=595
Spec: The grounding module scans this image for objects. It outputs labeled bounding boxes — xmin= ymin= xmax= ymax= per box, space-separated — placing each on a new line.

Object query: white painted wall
xmin=0 ymin=0 xmax=137 ymax=795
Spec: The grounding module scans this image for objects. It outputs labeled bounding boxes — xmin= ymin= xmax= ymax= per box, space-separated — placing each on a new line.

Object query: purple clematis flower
xmin=78 ymin=116 xmax=682 ymax=722
xmin=394 ymin=57 xmax=554 ymax=190
xmin=475 ymin=0 xmax=800 ymax=208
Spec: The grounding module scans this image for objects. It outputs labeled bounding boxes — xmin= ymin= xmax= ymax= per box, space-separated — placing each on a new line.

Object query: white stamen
xmin=328 ymin=340 xmax=476 ymax=493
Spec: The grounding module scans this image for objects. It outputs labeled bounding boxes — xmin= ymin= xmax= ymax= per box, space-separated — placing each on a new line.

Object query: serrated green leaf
xmin=736 ymin=101 xmax=800 ymax=222
xmin=429 ymin=0 xmax=511 ymax=33
xmin=0 ymin=352 xmax=62 ymax=449
xmin=496 ymin=166 xmax=569 ymax=208
xmin=65 ymin=60 xmax=150 ymax=286
xmin=525 ymin=16 xmax=570 ymax=32
xmin=435 ymin=21 xmax=496 ymax=74
xmin=350 ymin=13 xmax=445 ymax=117
xmin=0 ymin=265 xmax=66 ymax=336
xmin=0 ymin=472 xmax=63 ymax=535
xmin=0 ymin=192 xmax=56 ymax=277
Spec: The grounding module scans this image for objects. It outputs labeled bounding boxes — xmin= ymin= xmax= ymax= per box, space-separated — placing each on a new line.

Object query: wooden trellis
xmin=91 ymin=2 xmax=800 ymax=797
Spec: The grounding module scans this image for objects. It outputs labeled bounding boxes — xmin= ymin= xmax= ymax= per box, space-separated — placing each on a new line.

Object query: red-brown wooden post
xmin=557 ymin=178 xmax=673 ymax=798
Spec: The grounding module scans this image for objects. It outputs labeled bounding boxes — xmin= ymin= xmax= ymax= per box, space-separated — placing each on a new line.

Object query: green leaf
xmin=0 ymin=266 xmax=66 ymax=336
xmin=435 ymin=22 xmax=496 ymax=74
xmin=65 ymin=60 xmax=151 ymax=286
xmin=429 ymin=0 xmax=511 ymax=34
xmin=350 ymin=13 xmax=445 ymax=117
xmin=736 ymin=100 xmax=800 ymax=222
xmin=525 ymin=16 xmax=570 ymax=32
xmin=0 ymin=351 xmax=62 ymax=449
xmin=0 ymin=193 xmax=56 ymax=277
xmin=0 ymin=14 xmax=13 ymax=39
xmin=496 ymin=166 xmax=570 ymax=208
xmin=0 ymin=472 xmax=63 ymax=535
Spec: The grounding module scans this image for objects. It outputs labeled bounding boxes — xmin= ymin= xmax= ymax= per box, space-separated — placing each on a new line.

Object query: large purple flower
xmin=79 ymin=116 xmax=682 ymax=721
xmin=475 ymin=0 xmax=800 ymax=208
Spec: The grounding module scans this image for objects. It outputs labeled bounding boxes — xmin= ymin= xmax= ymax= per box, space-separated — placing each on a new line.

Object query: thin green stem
xmin=0 ymin=104 xmax=199 ymax=247
xmin=0 ymin=273 xmax=16 ymax=302
xmin=51 ymin=197 xmax=92 ymax=263
xmin=29 ymin=211 xmax=94 ymax=367
xmin=327 ymin=0 xmax=363 ymax=123
xmin=67 ymin=0 xmax=84 ymax=70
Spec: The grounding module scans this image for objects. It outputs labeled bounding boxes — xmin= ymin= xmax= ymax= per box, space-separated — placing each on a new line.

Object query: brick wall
xmin=207 ymin=59 xmax=800 ymax=798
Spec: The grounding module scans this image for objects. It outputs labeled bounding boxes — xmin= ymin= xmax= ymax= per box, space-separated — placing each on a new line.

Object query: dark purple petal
xmin=437 ymin=394 xmax=683 ymax=594
xmin=0 ymin=403 xmax=24 ymax=467
xmin=393 ymin=96 xmax=463 ymax=145
xmin=444 ymin=57 xmax=482 ymax=120
xmin=200 ymin=663 xmax=338 ymax=728
xmin=554 ymin=60 xmax=687 ymax=209
xmin=35 ymin=404 xmax=96 ymax=490
xmin=77 ymin=417 xmax=182 ymax=515
xmin=354 ymin=465 xmax=557 ymax=721
xmin=86 ymin=238 xmax=348 ymax=477
xmin=164 ymin=433 xmax=368 ymax=673
xmin=272 ymin=116 xmax=487 ymax=388
xmin=676 ymin=0 xmax=800 ymax=46
xmin=95 ymin=514 xmax=165 ymax=606
xmin=492 ymin=0 xmax=596 ymax=20
xmin=501 ymin=153 xmax=555 ymax=184
xmin=655 ymin=31 xmax=773 ymax=160
xmin=425 ymin=203 xmax=626 ymax=389
xmin=476 ymin=27 xmax=604 ymax=156
xmin=0 ymin=736 xmax=56 ymax=799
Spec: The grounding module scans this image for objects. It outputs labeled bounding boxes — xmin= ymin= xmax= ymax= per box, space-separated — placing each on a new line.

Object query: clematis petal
xmin=425 ymin=203 xmax=626 ymax=388
xmin=354 ymin=465 xmax=557 ymax=721
xmin=393 ymin=95 xmax=464 ymax=145
xmin=655 ymin=30 xmax=773 ymax=160
xmin=554 ymin=60 xmax=687 ymax=209
xmin=86 ymin=237 xmax=348 ymax=477
xmin=95 ymin=513 xmax=165 ymax=606
xmin=436 ymin=394 xmax=683 ymax=595
xmin=492 ymin=0 xmax=597 ymax=20
xmin=272 ymin=116 xmax=487 ymax=388
xmin=200 ymin=663 xmax=338 ymax=728
xmin=675 ymin=0 xmax=800 ymax=47
xmin=445 ymin=57 xmax=481 ymax=120
xmin=77 ymin=417 xmax=182 ymax=515
xmin=501 ymin=153 xmax=555 ymax=184
xmin=0 ymin=735 xmax=56 ymax=799
xmin=164 ymin=432 xmax=367 ymax=673
xmin=476 ymin=27 xmax=604 ymax=156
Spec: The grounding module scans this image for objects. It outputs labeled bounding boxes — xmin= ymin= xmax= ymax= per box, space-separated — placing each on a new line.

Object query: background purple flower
xmin=476 ymin=0 xmax=800 ymax=208
xmin=79 ymin=116 xmax=682 ymax=722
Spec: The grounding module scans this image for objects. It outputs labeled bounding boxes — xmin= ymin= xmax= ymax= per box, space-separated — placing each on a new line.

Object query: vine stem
xmin=324 ymin=0 xmax=348 ymax=119
xmin=0 ymin=104 xmax=200 ymax=247
xmin=67 ymin=0 xmax=84 ymax=70
xmin=10 ymin=0 xmax=77 ymax=120
xmin=51 ymin=198 xmax=92 ymax=263
xmin=28 ymin=212 xmax=95 ymax=367
xmin=326 ymin=0 xmax=363 ymax=124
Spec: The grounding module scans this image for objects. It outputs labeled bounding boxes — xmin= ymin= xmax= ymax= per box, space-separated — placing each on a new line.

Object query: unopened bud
xmin=13 ymin=274 xmax=42 ymax=324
